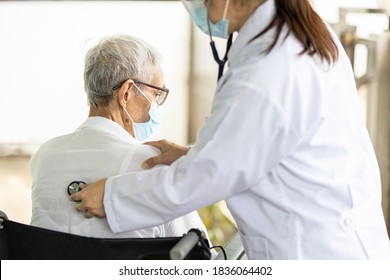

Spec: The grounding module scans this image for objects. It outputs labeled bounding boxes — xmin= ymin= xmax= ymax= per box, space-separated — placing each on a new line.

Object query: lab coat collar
xmin=228 ymin=0 xmax=276 ymax=68
xmin=76 ymin=117 xmax=138 ymax=144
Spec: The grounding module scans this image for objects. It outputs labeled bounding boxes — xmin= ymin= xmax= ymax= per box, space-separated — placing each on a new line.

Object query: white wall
xmin=313 ymin=0 xmax=382 ymax=20
xmin=0 ymin=1 xmax=191 ymax=154
xmin=0 ymin=0 xmax=387 ymax=151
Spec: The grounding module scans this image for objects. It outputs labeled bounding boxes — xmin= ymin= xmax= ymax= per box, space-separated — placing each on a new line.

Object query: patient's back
xmin=30 ymin=117 xmax=209 ymax=239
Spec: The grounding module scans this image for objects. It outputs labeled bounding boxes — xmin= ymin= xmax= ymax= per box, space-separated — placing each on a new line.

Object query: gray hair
xmin=84 ymin=34 xmax=162 ymax=108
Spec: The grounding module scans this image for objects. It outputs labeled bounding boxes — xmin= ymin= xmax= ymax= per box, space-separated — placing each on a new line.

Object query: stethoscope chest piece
xmin=67 ymin=181 xmax=86 ymax=196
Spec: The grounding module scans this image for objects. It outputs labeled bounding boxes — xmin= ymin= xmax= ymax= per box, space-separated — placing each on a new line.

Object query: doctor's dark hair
xmin=84 ymin=35 xmax=162 ymax=108
xmin=251 ymin=0 xmax=339 ymax=64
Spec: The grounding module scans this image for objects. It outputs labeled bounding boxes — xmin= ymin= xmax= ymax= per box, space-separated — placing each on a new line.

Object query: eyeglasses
xmin=112 ymin=79 xmax=170 ymax=106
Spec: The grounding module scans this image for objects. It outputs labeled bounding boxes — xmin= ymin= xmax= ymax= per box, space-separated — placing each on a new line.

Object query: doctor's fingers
xmin=84 ymin=210 xmax=95 ymax=219
xmin=79 ymin=182 xmax=87 ymax=189
xmin=144 ymin=139 xmax=188 ymax=153
xmin=71 ymin=191 xmax=82 ymax=202
xmin=75 ymin=200 xmax=88 ymax=213
xmin=75 ymin=199 xmax=104 ymax=218
xmin=143 ymin=139 xmax=174 ymax=149
xmin=142 ymin=150 xmax=187 ymax=169
xmin=71 ymin=187 xmax=90 ymax=211
xmin=70 ymin=182 xmax=90 ymax=201
xmin=142 ymin=154 xmax=165 ymax=169
xmin=142 ymin=139 xmax=190 ymax=169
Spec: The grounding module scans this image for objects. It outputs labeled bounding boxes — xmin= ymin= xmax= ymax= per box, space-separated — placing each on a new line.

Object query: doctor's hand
xmin=142 ymin=139 xmax=190 ymax=169
xmin=71 ymin=178 xmax=107 ymax=218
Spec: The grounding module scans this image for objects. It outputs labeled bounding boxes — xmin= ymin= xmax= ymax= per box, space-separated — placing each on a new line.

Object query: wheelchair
xmin=0 ymin=210 xmax=245 ymax=260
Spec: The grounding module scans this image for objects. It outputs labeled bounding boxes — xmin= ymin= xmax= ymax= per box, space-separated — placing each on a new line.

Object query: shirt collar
xmin=228 ymin=0 xmax=276 ymax=68
xmin=75 ymin=117 xmax=138 ymax=144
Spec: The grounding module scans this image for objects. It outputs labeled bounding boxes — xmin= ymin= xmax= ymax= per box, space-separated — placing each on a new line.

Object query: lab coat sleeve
xmin=104 ymin=81 xmax=301 ymax=233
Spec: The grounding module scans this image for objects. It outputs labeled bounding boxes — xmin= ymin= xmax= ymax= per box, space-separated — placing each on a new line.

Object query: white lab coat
xmin=30 ymin=117 xmax=210 ymax=240
xmin=104 ymin=0 xmax=390 ymax=259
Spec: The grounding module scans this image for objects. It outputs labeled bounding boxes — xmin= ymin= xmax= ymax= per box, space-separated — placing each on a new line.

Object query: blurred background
xmin=0 ymin=0 xmax=389 ymax=247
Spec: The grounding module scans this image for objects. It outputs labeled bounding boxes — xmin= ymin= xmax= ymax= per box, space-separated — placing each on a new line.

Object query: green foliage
xmin=198 ymin=201 xmax=237 ymax=247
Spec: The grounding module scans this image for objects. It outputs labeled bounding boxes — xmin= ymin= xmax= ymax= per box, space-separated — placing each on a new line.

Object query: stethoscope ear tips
xmin=67 ymin=181 xmax=86 ymax=196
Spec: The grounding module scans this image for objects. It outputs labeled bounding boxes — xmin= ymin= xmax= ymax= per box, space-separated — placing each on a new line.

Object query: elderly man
xmin=30 ymin=35 xmax=210 ymax=240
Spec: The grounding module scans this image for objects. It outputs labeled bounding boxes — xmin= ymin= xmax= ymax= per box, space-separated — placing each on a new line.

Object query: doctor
xmin=72 ymin=0 xmax=390 ymax=259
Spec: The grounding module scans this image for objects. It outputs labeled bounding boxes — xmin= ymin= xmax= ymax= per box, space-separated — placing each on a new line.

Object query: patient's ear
xmin=118 ymin=80 xmax=134 ymax=107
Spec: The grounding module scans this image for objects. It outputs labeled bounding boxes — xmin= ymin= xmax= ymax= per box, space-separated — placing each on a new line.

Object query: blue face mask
xmin=123 ymin=84 xmax=161 ymax=143
xmin=181 ymin=0 xmax=230 ymax=39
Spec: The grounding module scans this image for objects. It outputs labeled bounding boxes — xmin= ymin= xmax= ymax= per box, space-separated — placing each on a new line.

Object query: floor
xmin=0 ymin=156 xmax=32 ymax=224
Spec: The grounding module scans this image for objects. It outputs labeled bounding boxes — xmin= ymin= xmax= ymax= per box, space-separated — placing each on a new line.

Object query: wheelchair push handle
xmin=170 ymin=229 xmax=201 ymax=260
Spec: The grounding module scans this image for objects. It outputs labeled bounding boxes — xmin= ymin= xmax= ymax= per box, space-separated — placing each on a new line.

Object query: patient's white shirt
xmin=30 ymin=117 xmax=210 ymax=239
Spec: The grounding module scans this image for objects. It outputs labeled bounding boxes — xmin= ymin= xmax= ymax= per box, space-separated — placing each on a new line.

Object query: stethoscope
xmin=67 ymin=181 xmax=86 ymax=197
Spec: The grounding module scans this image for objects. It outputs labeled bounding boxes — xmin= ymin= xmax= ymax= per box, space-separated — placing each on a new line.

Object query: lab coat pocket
xmin=350 ymin=194 xmax=390 ymax=259
xmin=240 ymin=233 xmax=269 ymax=260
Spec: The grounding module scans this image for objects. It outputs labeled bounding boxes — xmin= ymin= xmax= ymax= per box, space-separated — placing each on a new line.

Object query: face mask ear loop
xmin=133 ymin=83 xmax=152 ymax=104
xmin=222 ymin=0 xmax=230 ymax=20
xmin=122 ymin=106 xmax=134 ymax=124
